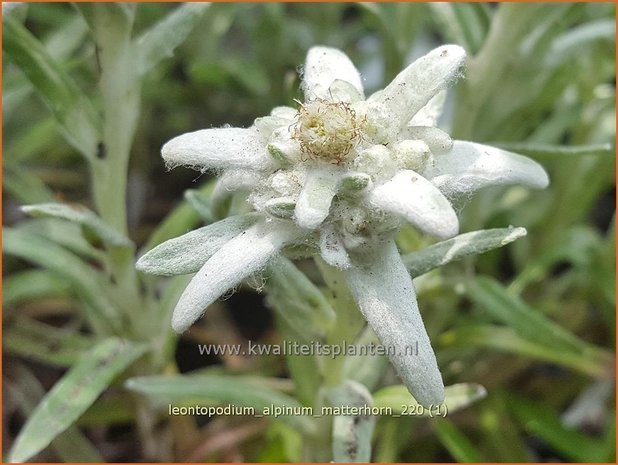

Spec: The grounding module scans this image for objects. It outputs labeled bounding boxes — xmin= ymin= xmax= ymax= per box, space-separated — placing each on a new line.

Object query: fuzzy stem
xmin=83 ymin=5 xmax=145 ymax=338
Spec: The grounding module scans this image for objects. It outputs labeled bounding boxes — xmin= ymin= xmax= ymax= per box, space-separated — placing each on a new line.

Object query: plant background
xmin=2 ymin=2 xmax=616 ymax=463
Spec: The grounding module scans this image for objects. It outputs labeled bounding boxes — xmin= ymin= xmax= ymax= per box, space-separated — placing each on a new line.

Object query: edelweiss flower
xmin=138 ymin=45 xmax=549 ymax=406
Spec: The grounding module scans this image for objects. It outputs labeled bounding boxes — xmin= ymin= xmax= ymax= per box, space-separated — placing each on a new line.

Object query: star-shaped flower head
xmin=138 ymin=45 xmax=549 ymax=407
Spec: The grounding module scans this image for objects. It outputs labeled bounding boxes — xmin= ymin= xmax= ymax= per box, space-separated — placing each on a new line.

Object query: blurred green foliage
xmin=3 ymin=2 xmax=616 ymax=462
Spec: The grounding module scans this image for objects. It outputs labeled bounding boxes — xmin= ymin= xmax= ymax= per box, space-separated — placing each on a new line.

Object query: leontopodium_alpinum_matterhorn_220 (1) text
xmin=137 ymin=44 xmax=549 ymax=407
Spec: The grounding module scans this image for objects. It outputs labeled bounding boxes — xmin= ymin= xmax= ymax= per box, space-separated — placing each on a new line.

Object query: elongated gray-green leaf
xmin=5 ymin=316 xmax=96 ymax=367
xmin=136 ymin=214 xmax=259 ymax=276
xmin=343 ymin=328 xmax=390 ymax=392
xmin=135 ymin=3 xmax=210 ymax=76
xmin=466 ymin=276 xmax=597 ymax=354
xmin=3 ymin=18 xmax=101 ymax=161
xmin=3 ymin=228 xmax=119 ymax=333
xmin=402 ymin=227 xmax=527 ymax=277
xmin=549 ymin=19 xmax=615 ymax=68
xmin=125 ymin=374 xmax=314 ymax=431
xmin=17 ymin=218 xmax=105 ymax=262
xmin=266 ymin=257 xmax=336 ymax=339
xmin=22 ymin=202 xmax=132 ymax=248
xmin=8 ymin=338 xmax=146 ymax=463
xmin=3 ymin=164 xmax=55 ymax=204
xmin=3 ymin=269 xmax=70 ymax=307
xmin=433 ymin=419 xmax=484 ymax=462
xmin=373 ymin=383 xmax=486 ymax=416
xmin=494 ymin=143 xmax=613 ymax=161
xmin=439 ymin=325 xmax=613 ymax=379
xmin=184 ymin=189 xmax=215 ymax=222
xmin=8 ymin=365 xmax=104 ymax=463
xmin=328 ymin=381 xmax=376 ymax=463
xmin=428 ymin=3 xmax=489 ymax=55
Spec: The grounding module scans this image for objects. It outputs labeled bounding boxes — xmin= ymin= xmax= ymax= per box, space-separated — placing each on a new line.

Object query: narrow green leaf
xmin=479 ymin=393 xmax=529 ymax=461
xmin=273 ymin=314 xmax=322 ymax=407
xmin=8 ymin=338 xmax=146 ymax=463
xmin=549 ymin=19 xmax=615 ymax=67
xmin=8 ymin=364 xmax=104 ymax=463
xmin=5 ymin=316 xmax=96 ymax=367
xmin=3 ymin=164 xmax=55 ymax=204
xmin=22 ymin=202 xmax=133 ymax=248
xmin=429 ymin=3 xmax=489 ymax=54
xmin=184 ymin=189 xmax=215 ymax=222
xmin=6 ymin=118 xmax=61 ymax=163
xmin=509 ymin=225 xmax=602 ymax=294
xmin=3 ymin=18 xmax=101 ymax=161
xmin=266 ymin=257 xmax=336 ymax=339
xmin=3 ymin=269 xmax=70 ymax=307
xmin=76 ymin=394 xmax=135 ymax=427
xmin=433 ymin=418 xmax=483 ymax=462
xmin=125 ymin=373 xmax=314 ymax=432
xmin=373 ymin=383 xmax=487 ymax=416
xmin=402 ymin=227 xmax=527 ymax=277
xmin=439 ymin=325 xmax=614 ymax=379
xmin=45 ymin=13 xmax=90 ymax=60
xmin=328 ymin=381 xmax=376 ymax=463
xmin=466 ymin=276 xmax=600 ymax=355
xmin=343 ymin=327 xmax=390 ymax=392
xmin=257 ymin=423 xmax=303 ymax=462
xmin=507 ymin=394 xmax=607 ymax=462
xmin=494 ymin=142 xmax=613 ymax=161
xmin=135 ymin=3 xmax=209 ymax=76
xmin=3 ymin=227 xmax=120 ymax=333
xmin=17 ymin=218 xmax=106 ymax=262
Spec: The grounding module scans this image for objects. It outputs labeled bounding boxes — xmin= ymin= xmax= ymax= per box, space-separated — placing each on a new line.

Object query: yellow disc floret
xmin=293 ymin=99 xmax=364 ymax=164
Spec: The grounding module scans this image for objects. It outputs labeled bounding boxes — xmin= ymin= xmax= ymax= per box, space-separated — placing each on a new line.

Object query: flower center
xmin=293 ymin=99 xmax=363 ymax=164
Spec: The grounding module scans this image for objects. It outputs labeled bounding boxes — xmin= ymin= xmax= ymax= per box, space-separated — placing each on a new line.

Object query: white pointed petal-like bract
xmin=328 ymin=79 xmax=364 ymax=103
xmin=370 ymin=45 xmax=465 ymax=129
xmin=162 ymin=127 xmax=277 ymax=172
xmin=319 ymin=224 xmax=352 ymax=269
xmin=398 ymin=126 xmax=453 ymax=154
xmin=430 ymin=141 xmax=550 ymax=197
xmin=254 ymin=115 xmax=292 ymax=142
xmin=171 ymin=221 xmax=305 ymax=333
xmin=367 ymin=170 xmax=459 ymax=239
xmin=210 ymin=170 xmax=262 ymax=217
xmin=136 ymin=214 xmax=260 ymax=276
xmin=270 ymin=106 xmax=297 ymax=119
xmin=302 ymin=46 xmax=364 ymax=102
xmin=212 ymin=169 xmax=262 ymax=194
xmin=344 ymin=240 xmax=445 ymax=407
xmin=295 ymin=167 xmax=341 ymax=230
xmin=408 ymin=90 xmax=447 ymax=127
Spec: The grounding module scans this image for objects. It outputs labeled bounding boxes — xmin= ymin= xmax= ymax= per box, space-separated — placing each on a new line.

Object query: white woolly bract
xmin=368 ymin=45 xmax=466 ymax=130
xmin=136 ymin=214 xmax=260 ymax=276
xmin=162 ymin=127 xmax=276 ymax=172
xmin=409 ymin=90 xmax=447 ymax=127
xmin=398 ymin=126 xmax=453 ymax=155
xmin=319 ymin=223 xmax=352 ymax=269
xmin=171 ymin=221 xmax=305 ymax=333
xmin=430 ymin=141 xmax=551 ymax=197
xmin=344 ymin=240 xmax=445 ymax=407
xmin=302 ymin=46 xmax=364 ymax=102
xmin=367 ymin=170 xmax=459 ymax=240
xmin=294 ymin=167 xmax=342 ymax=229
